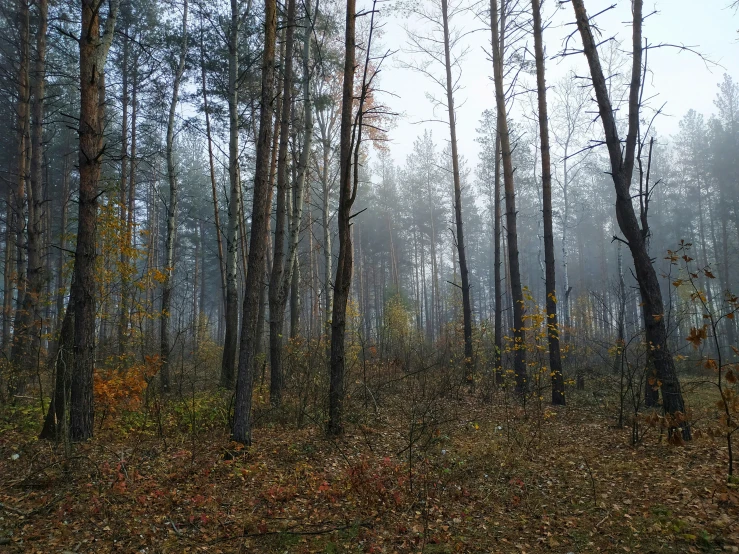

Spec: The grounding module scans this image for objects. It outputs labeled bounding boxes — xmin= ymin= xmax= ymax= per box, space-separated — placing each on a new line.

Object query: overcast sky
xmin=375 ymin=0 xmax=739 ymax=169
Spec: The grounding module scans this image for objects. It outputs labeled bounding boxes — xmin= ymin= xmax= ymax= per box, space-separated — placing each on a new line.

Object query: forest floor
xmin=0 ymin=382 xmax=738 ymax=554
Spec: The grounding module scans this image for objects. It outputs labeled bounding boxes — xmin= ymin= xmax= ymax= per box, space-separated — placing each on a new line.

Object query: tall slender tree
xmin=531 ymin=0 xmax=564 ymax=404
xmin=232 ymin=0 xmax=277 ymax=445
xmin=328 ymin=0 xmax=358 ymax=436
xmin=69 ymin=0 xmax=120 ymax=441
xmin=268 ymin=0 xmax=297 ymax=407
xmin=491 ymin=0 xmax=526 ymax=393
xmin=221 ymin=0 xmax=242 ymax=389
xmin=160 ymin=0 xmax=189 ymax=393
xmin=571 ymin=0 xmax=690 ymax=439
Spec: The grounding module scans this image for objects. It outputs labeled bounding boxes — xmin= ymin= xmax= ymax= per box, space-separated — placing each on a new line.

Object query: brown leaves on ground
xmin=0 ymin=394 xmax=737 ymax=553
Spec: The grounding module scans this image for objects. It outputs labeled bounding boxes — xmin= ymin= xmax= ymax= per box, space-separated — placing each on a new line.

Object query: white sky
xmin=376 ymin=0 xmax=739 ymax=168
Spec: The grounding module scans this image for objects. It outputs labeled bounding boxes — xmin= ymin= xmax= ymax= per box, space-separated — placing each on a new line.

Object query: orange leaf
xmin=686 ymin=326 xmax=707 ymax=349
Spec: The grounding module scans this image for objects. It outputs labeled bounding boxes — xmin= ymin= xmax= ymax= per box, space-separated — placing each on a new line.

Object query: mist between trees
xmin=0 ymin=0 xmax=739 ymax=549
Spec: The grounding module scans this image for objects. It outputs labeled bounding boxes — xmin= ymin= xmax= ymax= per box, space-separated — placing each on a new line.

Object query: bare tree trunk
xmin=561 ymin=152 xmax=571 ymax=328
xmin=231 ymin=0 xmax=277 ymax=445
xmin=491 ymin=0 xmax=526 ymax=394
xmin=69 ymin=0 xmax=119 ymax=441
xmin=289 ymin=1 xmax=314 ymax=340
xmin=531 ymin=0 xmax=564 ymax=405
xmin=440 ymin=0 xmax=473 ymax=380
xmin=119 ymin=62 xmax=137 ymax=357
xmin=2 ymin=185 xmax=14 ymax=356
xmin=52 ymin=157 xmax=70 ymax=343
xmin=492 ymin=6 xmax=506 ymax=386
xmin=327 ymin=0 xmax=358 ymax=436
xmin=160 ymin=0 xmax=188 ymax=393
xmin=117 ymin=27 xmax=129 ymax=357
xmin=13 ymin=0 xmax=46 ymax=391
xmin=268 ymin=0 xmax=296 ymax=407
xmin=9 ymin=0 xmax=30 ymax=382
xmin=200 ymin=27 xmax=227 ymax=306
xmin=40 ymin=278 xmax=74 ymax=440
xmin=572 ymin=0 xmax=690 ymax=440
xmin=28 ymin=0 xmax=47 ymax=361
xmin=221 ymin=0 xmax=242 ymax=389
xmin=321 ymin=136 xmax=332 ymax=338
xmin=290 ymin=258 xmax=300 ymax=337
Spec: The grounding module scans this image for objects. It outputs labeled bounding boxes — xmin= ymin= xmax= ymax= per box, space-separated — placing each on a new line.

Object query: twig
xmin=0 ymin=502 xmax=31 ymax=516
xmin=207 ymin=521 xmax=373 ymax=544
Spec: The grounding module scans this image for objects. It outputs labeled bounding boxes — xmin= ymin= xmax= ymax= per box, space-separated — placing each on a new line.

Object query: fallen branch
xmin=0 ymin=502 xmax=31 ymax=516
xmin=208 ymin=521 xmax=374 ymax=544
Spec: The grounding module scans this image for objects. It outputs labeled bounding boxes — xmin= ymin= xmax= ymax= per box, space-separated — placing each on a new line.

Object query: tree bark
xmin=268 ymin=0 xmax=297 ymax=407
xmin=116 ymin=26 xmax=129 ymax=357
xmin=231 ymin=0 xmax=277 ymax=445
xmin=200 ymin=26 xmax=227 ymax=307
xmin=40 ymin=279 xmax=74 ymax=440
xmin=160 ymin=0 xmax=188 ymax=393
xmin=119 ymin=61 xmax=137 ymax=357
xmin=531 ymin=0 xmax=564 ymax=405
xmin=327 ymin=0 xmax=358 ymax=436
xmin=69 ymin=0 xmax=119 ymax=441
xmin=13 ymin=0 xmax=47 ymax=389
xmin=221 ymin=0 xmax=242 ymax=389
xmin=9 ymin=0 xmax=30 ymax=384
xmin=492 ymin=7 xmax=505 ymax=387
xmin=572 ymin=0 xmax=690 ymax=440
xmin=491 ymin=0 xmax=526 ymax=394
xmin=440 ymin=0 xmax=473 ymax=381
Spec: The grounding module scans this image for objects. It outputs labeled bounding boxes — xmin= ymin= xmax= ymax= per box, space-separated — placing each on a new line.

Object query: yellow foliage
xmin=94 ymin=355 xmax=161 ymax=421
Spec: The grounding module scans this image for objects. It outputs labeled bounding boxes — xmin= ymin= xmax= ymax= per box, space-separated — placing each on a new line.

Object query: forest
xmin=0 ymin=0 xmax=738 ymax=551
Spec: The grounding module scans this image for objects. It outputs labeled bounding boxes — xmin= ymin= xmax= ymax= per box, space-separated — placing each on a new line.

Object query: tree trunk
xmin=491 ymin=0 xmax=526 ymax=394
xmin=221 ymin=0 xmax=242 ymax=389
xmin=9 ymin=0 xmax=30 ymax=383
xmin=116 ymin=27 xmax=129 ymax=357
xmin=200 ymin=27 xmax=227 ymax=306
xmin=531 ymin=0 xmax=564 ymax=405
xmin=572 ymin=0 xmax=690 ymax=440
xmin=268 ymin=0 xmax=296 ymax=407
xmin=493 ymin=126 xmax=502 ymax=384
xmin=40 ymin=279 xmax=74 ymax=440
xmin=160 ymin=0 xmax=188 ymax=393
xmin=69 ymin=0 xmax=119 ymax=441
xmin=119 ymin=61 xmax=137 ymax=357
xmin=13 ymin=0 xmax=46 ymax=390
xmin=2 ymin=185 xmax=15 ymax=356
xmin=231 ymin=0 xmax=277 ymax=445
xmin=440 ymin=0 xmax=473 ymax=381
xmin=289 ymin=3 xmax=313 ymax=341
xmin=328 ymin=0 xmax=358 ymax=436
xmin=321 ymin=135 xmax=332 ymax=338
xmin=51 ymin=157 xmax=71 ymax=351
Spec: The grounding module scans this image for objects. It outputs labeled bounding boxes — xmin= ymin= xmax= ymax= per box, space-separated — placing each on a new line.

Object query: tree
xmin=268 ymin=0 xmax=297 ymax=407
xmin=404 ymin=0 xmax=474 ymax=380
xmin=10 ymin=0 xmax=47 ymax=391
xmin=327 ymin=0 xmax=358 ymax=436
xmin=571 ymin=0 xmax=690 ymax=440
xmin=159 ymin=0 xmax=190 ymax=384
xmin=328 ymin=0 xmax=380 ymax=435
xmin=232 ymin=0 xmax=277 ymax=445
xmin=220 ymin=0 xmax=243 ymax=389
xmin=550 ymin=72 xmax=591 ymax=330
xmin=490 ymin=0 xmax=526 ymax=394
xmin=268 ymin=0 xmax=315 ymax=406
xmin=69 ymin=0 xmax=120 ymax=441
xmin=160 ymin=0 xmax=189 ymax=393
xmin=530 ymin=0 xmax=563 ymax=405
